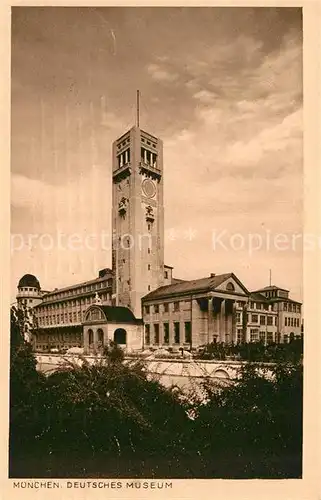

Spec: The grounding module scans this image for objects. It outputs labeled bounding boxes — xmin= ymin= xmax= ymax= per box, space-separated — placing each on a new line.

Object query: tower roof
xmin=18 ymin=274 xmax=40 ymax=290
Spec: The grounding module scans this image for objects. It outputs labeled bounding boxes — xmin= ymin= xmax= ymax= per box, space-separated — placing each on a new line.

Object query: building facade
xmin=16 ymin=123 xmax=302 ymax=352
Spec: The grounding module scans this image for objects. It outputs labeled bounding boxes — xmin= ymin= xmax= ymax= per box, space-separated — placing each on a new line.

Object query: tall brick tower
xmin=111 ymin=125 xmax=165 ymax=318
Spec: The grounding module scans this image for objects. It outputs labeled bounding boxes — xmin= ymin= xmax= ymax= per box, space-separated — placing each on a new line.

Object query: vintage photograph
xmin=10 ymin=7 xmax=303 ymax=479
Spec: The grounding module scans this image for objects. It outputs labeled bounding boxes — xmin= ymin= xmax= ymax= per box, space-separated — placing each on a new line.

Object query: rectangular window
xmin=285 ymin=317 xmax=288 ymax=326
xmin=250 ymin=301 xmax=255 ymax=309
xmin=184 ymin=322 xmax=191 ymax=344
xmin=236 ymin=312 xmax=241 ymax=323
xmin=251 ymin=314 xmax=258 ymax=323
xmin=259 ymin=331 xmax=265 ymax=342
xmin=267 ymin=332 xmax=274 ymax=344
xmin=164 ymin=271 xmax=168 ymax=279
xmin=145 ymin=324 xmax=150 ymax=345
xmin=164 ymin=303 xmax=169 ymax=313
xmin=260 ymin=315 xmax=266 ymax=325
xmin=250 ymin=331 xmax=258 ymax=342
xmin=148 ymin=264 xmax=151 ymax=270
xmin=267 ymin=316 xmax=273 ymax=326
xmin=174 ymin=322 xmax=180 ymax=344
xmin=145 ymin=305 xmax=150 ymax=314
xmin=163 ymin=323 xmax=169 ymax=344
xmin=256 ymin=303 xmax=261 ymax=310
xmin=283 ymin=302 xmax=288 ymax=311
xmin=154 ymin=324 xmax=159 ymax=344
xmin=174 ymin=302 xmax=180 ymax=312
xmin=154 ymin=304 xmax=159 ymax=314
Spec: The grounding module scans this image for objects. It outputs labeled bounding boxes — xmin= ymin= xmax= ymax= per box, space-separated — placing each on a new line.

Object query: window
xmin=256 ymin=303 xmax=262 ymax=310
xmin=148 ymin=248 xmax=151 ymax=254
xmin=164 ymin=303 xmax=169 ymax=313
xmin=148 ymin=264 xmax=151 ymax=270
xmin=226 ymin=282 xmax=235 ymax=291
xmin=145 ymin=324 xmax=150 ymax=345
xmin=260 ymin=315 xmax=266 ymax=325
xmin=154 ymin=324 xmax=159 ymax=344
xmin=154 ymin=304 xmax=159 ymax=314
xmin=250 ymin=330 xmax=258 ymax=342
xmin=283 ymin=302 xmax=288 ymax=311
xmin=164 ymin=271 xmax=168 ymax=279
xmin=163 ymin=323 xmax=169 ymax=344
xmin=236 ymin=312 xmax=241 ymax=324
xmin=259 ymin=331 xmax=265 ymax=342
xmin=267 ymin=332 xmax=274 ymax=344
xmin=184 ymin=322 xmax=191 ymax=344
xmin=267 ymin=316 xmax=273 ymax=326
xmin=174 ymin=302 xmax=180 ymax=312
xmin=174 ymin=322 xmax=180 ymax=344
xmin=251 ymin=314 xmax=258 ymax=323
xmin=148 ymin=285 xmax=151 ymax=291
xmin=250 ymin=301 xmax=255 ymax=309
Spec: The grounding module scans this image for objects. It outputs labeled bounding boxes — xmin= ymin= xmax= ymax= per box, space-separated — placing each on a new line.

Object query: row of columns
xmin=119 ymin=149 xmax=130 ymax=167
xmin=145 ymin=321 xmax=191 ymax=347
xmin=142 ymin=148 xmax=157 ymax=168
xmin=208 ymin=297 xmax=244 ymax=344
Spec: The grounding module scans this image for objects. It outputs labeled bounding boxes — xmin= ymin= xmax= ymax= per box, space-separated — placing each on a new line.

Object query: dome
xmin=18 ymin=274 xmax=40 ymax=290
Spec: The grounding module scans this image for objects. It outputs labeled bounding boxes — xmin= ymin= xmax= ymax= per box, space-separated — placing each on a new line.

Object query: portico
xmin=142 ymin=272 xmax=249 ymax=349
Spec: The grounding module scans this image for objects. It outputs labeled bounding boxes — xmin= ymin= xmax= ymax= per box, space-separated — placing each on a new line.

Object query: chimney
xmin=210 ymin=273 xmax=216 ymax=278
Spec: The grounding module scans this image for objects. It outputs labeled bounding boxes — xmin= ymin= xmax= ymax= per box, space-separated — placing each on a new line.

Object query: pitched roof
xmin=98 ymin=305 xmax=142 ymax=323
xmin=143 ymin=273 xmax=248 ymax=300
xmin=254 ymin=285 xmax=289 ymax=292
xmin=249 ymin=292 xmax=269 ymax=303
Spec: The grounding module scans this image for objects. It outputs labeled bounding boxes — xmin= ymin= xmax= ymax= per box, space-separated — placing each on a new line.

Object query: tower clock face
xmin=142 ymin=179 xmax=156 ymax=198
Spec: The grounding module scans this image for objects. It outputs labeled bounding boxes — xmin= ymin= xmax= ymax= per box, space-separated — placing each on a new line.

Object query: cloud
xmin=147 ymin=63 xmax=178 ymax=82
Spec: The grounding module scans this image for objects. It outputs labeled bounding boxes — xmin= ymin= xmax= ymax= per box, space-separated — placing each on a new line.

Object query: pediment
xmin=215 ymin=275 xmax=249 ymax=295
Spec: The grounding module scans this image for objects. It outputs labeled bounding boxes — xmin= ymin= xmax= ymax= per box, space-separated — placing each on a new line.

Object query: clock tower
xmin=112 ymin=126 xmax=165 ymax=318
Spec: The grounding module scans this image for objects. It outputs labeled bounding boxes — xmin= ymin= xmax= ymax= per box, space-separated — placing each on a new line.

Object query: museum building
xmin=16 ymin=124 xmax=302 ymax=352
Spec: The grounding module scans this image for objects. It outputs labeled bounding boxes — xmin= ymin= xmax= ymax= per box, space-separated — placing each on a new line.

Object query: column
xmin=159 ymin=322 xmax=164 ymax=346
xmin=83 ymin=329 xmax=89 ymax=354
xmin=169 ymin=321 xmax=174 ymax=347
xmin=231 ymin=301 xmax=237 ymax=344
xmin=220 ymin=300 xmax=226 ymax=343
xmin=93 ymin=329 xmax=98 ymax=353
xmin=208 ymin=297 xmax=214 ymax=344
xmin=242 ymin=303 xmax=248 ymax=343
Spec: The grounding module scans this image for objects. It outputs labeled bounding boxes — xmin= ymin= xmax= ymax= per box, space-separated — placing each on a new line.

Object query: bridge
xmin=36 ymin=354 xmax=274 ymax=392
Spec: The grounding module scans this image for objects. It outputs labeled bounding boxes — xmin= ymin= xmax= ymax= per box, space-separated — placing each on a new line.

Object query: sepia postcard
xmin=1 ymin=3 xmax=321 ymax=500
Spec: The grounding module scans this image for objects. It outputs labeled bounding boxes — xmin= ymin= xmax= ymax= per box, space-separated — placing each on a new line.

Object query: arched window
xmin=88 ymin=329 xmax=94 ymax=345
xmin=114 ymin=328 xmax=127 ymax=345
xmin=226 ymin=282 xmax=235 ymax=291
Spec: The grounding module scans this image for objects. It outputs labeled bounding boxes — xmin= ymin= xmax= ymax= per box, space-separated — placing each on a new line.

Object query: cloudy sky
xmin=11 ymin=7 xmax=303 ymax=302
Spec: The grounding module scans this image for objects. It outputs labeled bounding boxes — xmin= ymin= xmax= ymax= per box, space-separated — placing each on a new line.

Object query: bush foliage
xmin=9 ymin=308 xmax=302 ymax=478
